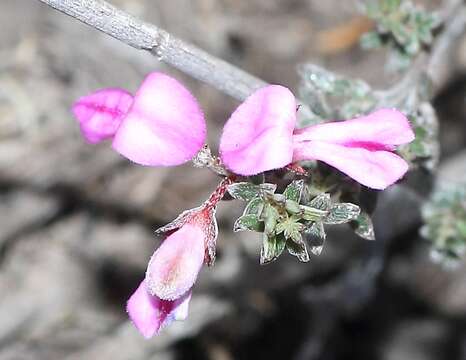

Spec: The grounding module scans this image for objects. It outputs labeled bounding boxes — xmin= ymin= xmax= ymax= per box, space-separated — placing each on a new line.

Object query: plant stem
xmin=36 ymin=0 xmax=280 ymax=102
xmin=37 ymin=0 xmax=317 ymax=121
xmin=205 ymin=177 xmax=234 ymax=211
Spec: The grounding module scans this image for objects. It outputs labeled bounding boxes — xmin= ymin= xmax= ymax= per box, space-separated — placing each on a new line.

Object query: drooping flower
xmin=219 ymin=85 xmax=297 ymax=176
xmin=127 ymin=179 xmax=230 ymax=337
xmin=72 ymin=72 xmax=206 ymax=167
xmin=127 ymin=219 xmax=210 ymax=338
xmin=219 ymin=85 xmax=414 ymax=189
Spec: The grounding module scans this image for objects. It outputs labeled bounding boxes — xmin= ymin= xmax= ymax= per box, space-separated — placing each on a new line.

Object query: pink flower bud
xmin=145 ymin=223 xmax=206 ymax=301
xmin=72 ymin=88 xmax=133 ymax=144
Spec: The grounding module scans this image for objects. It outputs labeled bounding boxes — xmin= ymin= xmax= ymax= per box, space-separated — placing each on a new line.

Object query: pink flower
xmin=219 ymin=85 xmax=414 ymax=189
xmin=127 ymin=222 xmax=207 ymax=337
xmin=219 ymin=85 xmax=297 ymax=176
xmin=293 ymin=108 xmax=415 ymax=189
xmin=72 ymin=72 xmax=206 ymax=166
xmin=126 ymin=177 xmax=229 ymax=338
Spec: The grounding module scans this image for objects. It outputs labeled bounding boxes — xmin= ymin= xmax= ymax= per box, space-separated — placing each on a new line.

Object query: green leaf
xmin=272 ymin=193 xmax=286 ymax=205
xmin=384 ymin=0 xmax=401 ymax=12
xmin=306 ymin=221 xmax=326 ymax=239
xmin=360 ymin=31 xmax=383 ymax=49
xmin=301 ymin=205 xmax=328 ymax=221
xmin=227 ymin=182 xmax=276 ymax=201
xmin=365 ymin=2 xmax=380 ymax=17
xmin=285 ymin=199 xmax=301 ymax=215
xmin=286 ymin=239 xmax=310 ymax=262
xmin=233 ymin=214 xmax=264 ymax=232
xmin=415 ymin=12 xmax=439 ymax=44
xmin=409 ymin=126 xmax=429 ymax=157
xmin=274 ymin=222 xmax=285 ymax=234
xmin=260 ymin=183 xmax=278 ymax=194
xmin=309 ymin=193 xmax=332 ymax=211
xmin=324 ymin=203 xmax=360 ymax=224
xmin=422 ymin=183 xmax=466 ymax=265
xmin=243 ymin=197 xmax=265 ymax=217
xmin=262 ymin=204 xmax=280 ymax=235
xmin=309 ymin=242 xmax=324 ymax=256
xmin=405 ymin=35 xmax=420 ymax=56
xmin=391 ymin=22 xmax=411 ymax=46
xmin=276 ymin=216 xmax=304 ymax=240
xmin=283 ymin=180 xmax=304 ymax=202
xmin=353 ymin=212 xmax=376 ymax=240
xmin=387 ymin=47 xmax=412 ymax=72
xmin=303 ymin=222 xmax=326 ymax=255
xmin=398 ymin=109 xmax=439 ymax=171
xmin=227 ymin=182 xmax=260 ymax=201
xmin=457 ymin=221 xmax=466 ymax=238
xmin=260 ymin=233 xmax=286 ymax=264
xmin=289 ymin=229 xmax=303 ymax=244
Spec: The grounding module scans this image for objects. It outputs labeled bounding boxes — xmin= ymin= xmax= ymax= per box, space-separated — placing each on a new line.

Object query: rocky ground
xmin=1 ymin=0 xmax=466 ymax=359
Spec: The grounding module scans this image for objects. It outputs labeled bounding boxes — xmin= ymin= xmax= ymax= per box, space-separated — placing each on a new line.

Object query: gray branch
xmin=36 ymin=0 xmax=465 ymax=122
xmin=37 ymin=0 xmax=269 ymax=102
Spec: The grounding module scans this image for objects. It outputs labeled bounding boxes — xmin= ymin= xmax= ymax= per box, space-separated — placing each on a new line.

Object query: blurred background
xmin=1 ymin=0 xmax=466 ymax=359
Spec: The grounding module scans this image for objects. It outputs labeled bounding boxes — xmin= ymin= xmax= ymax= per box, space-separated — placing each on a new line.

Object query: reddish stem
xmin=204 ymin=176 xmax=235 ymax=210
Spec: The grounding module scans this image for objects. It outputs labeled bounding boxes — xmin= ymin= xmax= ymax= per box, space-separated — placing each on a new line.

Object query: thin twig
xmin=37 ymin=0 xmax=268 ymax=102
xmin=35 ymin=0 xmax=465 ymax=122
xmin=37 ymin=0 xmax=317 ymax=121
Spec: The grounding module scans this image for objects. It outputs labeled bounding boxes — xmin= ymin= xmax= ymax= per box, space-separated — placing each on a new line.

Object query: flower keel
xmin=293 ymin=108 xmax=415 ymax=189
xmin=127 ymin=280 xmax=192 ymax=338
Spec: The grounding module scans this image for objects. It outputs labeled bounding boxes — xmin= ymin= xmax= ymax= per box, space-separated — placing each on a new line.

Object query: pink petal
xmin=293 ymin=108 xmax=415 ymax=146
xmin=219 ymin=85 xmax=297 ymax=175
xmin=171 ymin=291 xmax=191 ymax=321
xmin=72 ymin=88 xmax=133 ymax=144
xmin=112 ymin=72 xmax=206 ymax=166
xmin=127 ymin=280 xmax=191 ymax=338
xmin=293 ymin=141 xmax=409 ymax=190
xmin=146 ymin=223 xmax=205 ymax=301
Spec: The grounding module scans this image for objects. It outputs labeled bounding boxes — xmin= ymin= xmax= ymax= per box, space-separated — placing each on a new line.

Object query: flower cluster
xmin=72 ymin=72 xmax=414 ymax=337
